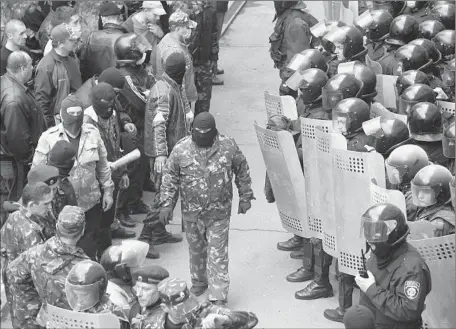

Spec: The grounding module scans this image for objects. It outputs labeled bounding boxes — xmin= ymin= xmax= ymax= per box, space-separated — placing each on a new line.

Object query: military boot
xmin=287 ymin=240 xmax=314 ymax=282
xmin=277 ymin=235 xmax=304 ymax=251
xmin=212 ymin=75 xmax=224 ymax=85
xmin=190 ymin=285 xmax=208 ymax=296
xmin=290 ymin=249 xmax=305 ymax=259
xmin=324 ymin=273 xmax=354 ymax=323
xmin=117 ymin=213 xmax=136 ymax=228
xmin=138 ymin=224 xmax=160 ymax=259
xmin=150 ymin=223 xmax=183 ymax=245
xmin=295 ymin=239 xmax=333 ymax=300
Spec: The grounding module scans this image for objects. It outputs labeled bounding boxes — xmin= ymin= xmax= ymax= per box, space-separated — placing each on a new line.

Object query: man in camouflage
xmin=6 ymin=205 xmax=90 ymax=328
xmin=128 ymin=265 xmax=170 ymax=328
xmin=0 ymin=182 xmax=55 ymax=329
xmin=142 ymin=277 xmax=258 ymax=329
xmin=159 ymin=112 xmax=255 ymax=305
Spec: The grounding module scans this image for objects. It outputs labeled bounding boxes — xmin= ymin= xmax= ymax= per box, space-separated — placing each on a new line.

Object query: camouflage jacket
xmin=411 ymin=203 xmax=455 ymax=236
xmin=6 ymin=236 xmax=90 ymax=327
xmin=144 ymin=74 xmax=191 ymax=158
xmin=32 ymin=123 xmax=114 ymax=212
xmin=129 ymin=300 xmax=164 ymax=329
xmin=86 ymin=294 xmax=130 ymax=328
xmin=0 ymin=208 xmax=54 ymax=269
xmin=160 ymin=134 xmax=255 ymax=222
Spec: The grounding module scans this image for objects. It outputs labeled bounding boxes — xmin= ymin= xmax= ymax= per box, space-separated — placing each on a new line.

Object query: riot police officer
xmin=440 ymin=58 xmax=455 ymax=101
xmin=432 ymin=30 xmax=455 ymax=63
xmin=407 ymin=101 xmax=448 ymax=168
xmin=398 ymin=83 xmax=437 ymax=114
xmin=321 ymin=73 xmax=363 ymax=113
xmin=429 ymin=3 xmax=455 ymax=30
xmin=338 ymin=61 xmax=378 ymax=104
xmin=408 ymin=39 xmax=444 ymax=89
xmin=321 ymin=25 xmax=367 ymax=77
xmin=362 ymin=117 xmax=410 ymax=156
xmin=394 ymin=44 xmax=431 ymax=76
xmin=356 ymin=203 xmax=431 ymax=328
xmin=418 ymin=20 xmax=445 ymax=40
xmin=395 ymin=70 xmax=430 ymax=97
xmin=410 ymin=165 xmax=455 ymax=236
xmin=385 ymin=145 xmax=430 ymax=220
xmin=380 ymin=15 xmax=419 ymax=75
xmin=442 ymin=121 xmax=455 ymax=174
xmin=372 ymin=1 xmax=406 ymax=17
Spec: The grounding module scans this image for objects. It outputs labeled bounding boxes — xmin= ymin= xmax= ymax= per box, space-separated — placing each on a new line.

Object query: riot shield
xmin=333 ymin=149 xmax=386 ymax=276
xmin=365 ymin=54 xmax=383 ymax=75
xmin=315 ymin=129 xmax=347 ymax=257
xmin=254 ymin=123 xmax=309 ymax=237
xmin=374 ymin=75 xmax=398 ymax=109
xmin=323 ymin=1 xmax=356 ymax=25
xmin=264 ymin=91 xmax=298 ymax=120
xmin=407 ymin=221 xmax=437 ymax=240
xmin=301 ymin=118 xmax=334 ymax=240
xmin=437 ymin=100 xmax=455 ymax=116
xmin=370 ymin=102 xmax=407 ymax=124
xmin=409 ymin=234 xmax=456 ymax=329
xmin=369 ymin=180 xmax=406 ymax=216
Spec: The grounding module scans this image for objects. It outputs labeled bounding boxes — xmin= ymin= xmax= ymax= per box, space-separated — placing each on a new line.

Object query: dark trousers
xmin=77 ymin=203 xmax=103 ymax=260
xmin=194 ymin=61 xmax=213 ymax=116
xmin=126 ymin=130 xmax=148 ymax=206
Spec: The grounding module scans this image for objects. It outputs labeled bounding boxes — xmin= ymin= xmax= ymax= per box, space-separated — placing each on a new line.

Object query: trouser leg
xmin=194 ymin=61 xmax=213 ymax=116
xmin=77 ymin=203 xmax=103 ymax=260
xmin=186 ymin=220 xmax=208 ymax=288
xmin=127 ymin=131 xmax=147 ymax=207
xmin=313 ymin=239 xmax=333 ymax=285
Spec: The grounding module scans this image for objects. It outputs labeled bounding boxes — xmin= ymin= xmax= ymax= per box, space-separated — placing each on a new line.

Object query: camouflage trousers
xmin=186 ymin=216 xmax=230 ymax=302
xmin=194 ymin=61 xmax=213 ymax=116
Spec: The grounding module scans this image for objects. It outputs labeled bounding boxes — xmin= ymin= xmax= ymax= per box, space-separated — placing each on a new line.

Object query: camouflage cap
xmin=169 ymin=10 xmax=197 ymax=29
xmin=27 ymin=164 xmax=60 ymax=187
xmin=131 ymin=265 xmax=169 ymax=285
xmin=56 ymin=205 xmax=85 ymax=237
xmin=158 ymin=278 xmax=199 ymax=313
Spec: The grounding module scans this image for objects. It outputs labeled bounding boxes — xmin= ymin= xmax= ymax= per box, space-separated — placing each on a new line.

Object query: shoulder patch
xmin=404 ymin=280 xmax=420 ymax=300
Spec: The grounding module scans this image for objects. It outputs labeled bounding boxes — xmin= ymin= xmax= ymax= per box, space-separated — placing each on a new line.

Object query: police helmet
xmin=430 ymin=3 xmax=455 ymax=29
xmin=322 ymin=25 xmax=365 ymax=61
xmin=409 ymin=39 xmax=442 ymax=64
xmin=418 ymin=20 xmax=446 ymax=40
xmin=394 ymin=44 xmax=431 ymax=75
xmin=441 ymin=59 xmax=455 ymax=91
xmin=65 ymin=260 xmax=108 ymax=311
xmin=367 ymin=9 xmax=394 ymax=41
xmin=287 ymin=49 xmax=328 ymax=73
xmin=296 ymin=68 xmax=329 ymax=104
xmin=322 ymin=74 xmax=363 ymax=110
xmin=432 ymin=30 xmax=455 ymax=61
xmin=386 ymin=15 xmax=419 ymax=46
xmin=411 ymin=165 xmax=453 ymax=206
xmin=398 ymin=84 xmax=437 ymax=114
xmin=332 ymin=98 xmax=370 ymax=135
xmin=408 ymin=102 xmax=443 ymax=142
xmin=395 ymin=70 xmax=430 ymax=96
xmin=114 ymin=33 xmax=146 ymax=62
xmin=363 ymin=117 xmax=410 ymax=155
xmin=385 ymin=145 xmax=429 ymax=186
xmin=372 ymin=0 xmax=407 ymax=17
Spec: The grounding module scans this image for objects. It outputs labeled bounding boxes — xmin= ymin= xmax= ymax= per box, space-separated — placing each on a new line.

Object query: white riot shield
xmin=365 ymin=54 xmax=383 ymax=75
xmin=301 ymin=118 xmax=333 ymax=239
xmin=409 ymin=234 xmax=456 ymax=329
xmin=254 ymin=123 xmax=309 ymax=237
xmin=438 ymin=100 xmax=455 ymax=116
xmin=333 ymin=149 xmax=386 ymax=276
xmin=369 ymin=180 xmax=406 ymax=216
xmin=323 ymin=1 xmax=356 ymax=25
xmin=370 ymin=102 xmax=407 ymax=124
xmin=407 ymin=221 xmax=437 ymax=240
xmin=315 ymin=129 xmax=347 ymax=257
xmin=374 ymin=75 xmax=398 ymax=109
xmin=264 ymin=91 xmax=298 ymax=120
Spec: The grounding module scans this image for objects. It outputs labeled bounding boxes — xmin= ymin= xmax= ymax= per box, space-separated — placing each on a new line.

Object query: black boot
xmin=150 ymin=222 xmax=183 ymax=245
xmin=290 ymin=249 xmax=305 ymax=259
xmin=287 ymin=239 xmax=314 ymax=282
xmin=324 ymin=272 xmax=354 ymax=323
xmin=138 ymin=223 xmax=160 ymax=259
xmin=277 ymin=235 xmax=304 ymax=251
xmin=286 ymin=267 xmax=314 ymax=283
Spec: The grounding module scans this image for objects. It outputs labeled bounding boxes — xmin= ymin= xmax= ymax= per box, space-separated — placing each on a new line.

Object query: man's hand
xmin=186 ymin=111 xmax=194 ymax=128
xmin=355 ymin=270 xmax=376 ymax=293
xmin=124 ymin=123 xmax=137 ymax=135
xmin=159 ymin=208 xmax=172 ymax=226
xmin=119 ymin=174 xmax=130 ymax=190
xmin=102 ymin=194 xmax=114 ymax=212
xmin=154 ymin=156 xmax=167 ymax=174
xmin=238 ymin=201 xmax=251 ymax=214
xmin=147 ymin=23 xmax=164 ymax=38
xmin=201 ymin=313 xmax=230 ymax=329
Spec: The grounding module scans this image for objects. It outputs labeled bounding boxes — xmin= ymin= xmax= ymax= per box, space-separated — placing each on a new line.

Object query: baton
xmin=359 ymin=249 xmax=369 ymax=278
xmin=110 ymin=149 xmax=141 ymax=172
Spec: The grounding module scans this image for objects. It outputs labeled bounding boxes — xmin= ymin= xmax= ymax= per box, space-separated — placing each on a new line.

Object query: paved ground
xmin=1 ymin=2 xmax=354 ymax=328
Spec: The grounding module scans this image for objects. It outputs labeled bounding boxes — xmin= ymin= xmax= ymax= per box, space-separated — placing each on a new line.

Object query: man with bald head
xmin=0 ymin=19 xmax=29 ymax=75
xmin=1 ymin=51 xmax=46 ymax=225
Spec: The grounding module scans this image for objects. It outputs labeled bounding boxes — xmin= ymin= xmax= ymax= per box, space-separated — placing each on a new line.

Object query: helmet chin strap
xmin=390 ymin=224 xmax=410 ymax=248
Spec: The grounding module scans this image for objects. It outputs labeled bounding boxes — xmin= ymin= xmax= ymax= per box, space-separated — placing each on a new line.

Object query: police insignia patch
xmin=404 ymin=280 xmax=420 ymax=300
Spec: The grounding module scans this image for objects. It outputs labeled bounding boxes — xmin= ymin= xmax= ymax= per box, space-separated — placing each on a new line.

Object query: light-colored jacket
xmin=32 ymin=123 xmax=114 ymax=212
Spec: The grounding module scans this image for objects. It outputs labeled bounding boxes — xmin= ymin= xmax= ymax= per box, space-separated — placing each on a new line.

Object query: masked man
xmin=32 ymin=94 xmax=114 ymax=260
xmin=159 ymin=112 xmax=254 ymax=305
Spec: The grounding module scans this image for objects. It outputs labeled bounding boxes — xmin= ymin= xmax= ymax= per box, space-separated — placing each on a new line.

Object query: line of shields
xmin=256 ymin=75 xmax=455 ymax=328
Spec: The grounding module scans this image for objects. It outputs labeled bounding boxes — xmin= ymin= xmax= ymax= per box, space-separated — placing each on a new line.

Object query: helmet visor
xmin=355 ymin=10 xmax=374 ymax=31
xmin=323 ymin=26 xmax=346 ymax=47
xmin=411 ymin=182 xmax=437 ymax=207
xmin=398 ymin=96 xmax=418 ymax=115
xmin=322 ymin=86 xmax=344 ymax=110
xmin=385 ymin=160 xmax=406 ymax=184
xmin=310 ymin=21 xmax=328 ymax=38
xmin=362 ymin=117 xmax=384 ymax=137
xmin=362 ymin=216 xmax=398 ymax=243
xmin=332 ymin=112 xmax=352 ymax=134
xmin=287 ymin=53 xmax=307 ymax=71
xmin=442 ymin=135 xmax=455 ymax=158
xmin=65 ymin=280 xmax=101 ymax=311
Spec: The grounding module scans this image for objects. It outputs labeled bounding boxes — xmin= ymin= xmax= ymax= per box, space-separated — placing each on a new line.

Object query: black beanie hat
xmin=98 ymin=67 xmax=126 ymax=90
xmin=48 ymin=140 xmax=77 ymax=176
xmin=165 ymin=52 xmax=186 ymax=85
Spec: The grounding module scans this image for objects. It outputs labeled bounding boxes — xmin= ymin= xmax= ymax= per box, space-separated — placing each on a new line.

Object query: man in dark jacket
xmin=179 ymin=0 xmax=219 ymax=116
xmin=0 ymin=51 xmax=46 ymax=226
xmin=35 ymin=23 xmax=82 ymax=127
xmin=210 ymin=1 xmax=228 ymax=86
xmin=79 ymin=1 xmax=127 ymax=82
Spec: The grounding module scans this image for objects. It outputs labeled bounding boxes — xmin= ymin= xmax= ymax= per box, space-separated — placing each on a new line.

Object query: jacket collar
xmin=4 ymin=72 xmax=27 ymax=92
xmin=102 ymin=23 xmax=128 ymax=33
xmin=161 ymin=73 xmax=180 ymax=89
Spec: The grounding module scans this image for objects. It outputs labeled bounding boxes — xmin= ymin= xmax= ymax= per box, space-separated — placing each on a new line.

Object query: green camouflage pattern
xmin=411 ymin=204 xmax=455 ymax=236
xmin=194 ymin=61 xmax=213 ymax=115
xmin=86 ymin=294 xmax=130 ymax=327
xmin=160 ymin=134 xmax=254 ymax=222
xmin=6 ymin=236 xmax=89 ymax=328
xmin=130 ymin=301 xmax=164 ymax=329
xmin=186 ymin=217 xmax=230 ymax=301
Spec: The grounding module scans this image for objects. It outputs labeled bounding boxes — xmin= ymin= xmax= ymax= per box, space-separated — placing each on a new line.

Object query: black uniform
xmin=360 ymin=242 xmax=431 ymax=329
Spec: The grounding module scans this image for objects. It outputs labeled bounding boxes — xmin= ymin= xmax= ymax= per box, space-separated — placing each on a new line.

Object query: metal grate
xmin=339 ymin=252 xmax=364 ymax=271
xmin=279 ymin=211 xmax=302 ymax=232
xmin=324 ymin=233 xmax=336 ymax=252
xmin=335 ymin=155 xmax=365 ymax=173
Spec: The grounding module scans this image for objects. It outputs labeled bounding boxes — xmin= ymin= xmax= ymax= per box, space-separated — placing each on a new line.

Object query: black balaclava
xmin=165 ymin=52 xmax=186 ymax=85
xmin=92 ymin=82 xmax=116 ymax=119
xmin=61 ymin=94 xmax=84 ymax=138
xmin=371 ymin=225 xmax=409 ymax=269
xmin=192 ymin=112 xmax=217 ymax=148
xmin=48 ymin=140 xmax=77 ymax=177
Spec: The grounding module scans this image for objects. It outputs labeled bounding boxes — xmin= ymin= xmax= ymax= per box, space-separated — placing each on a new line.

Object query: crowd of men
xmin=0 ymin=1 xmax=260 ymax=328
xmin=267 ymin=0 xmax=454 ymax=328
xmin=0 ymin=0 xmax=454 ymax=328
